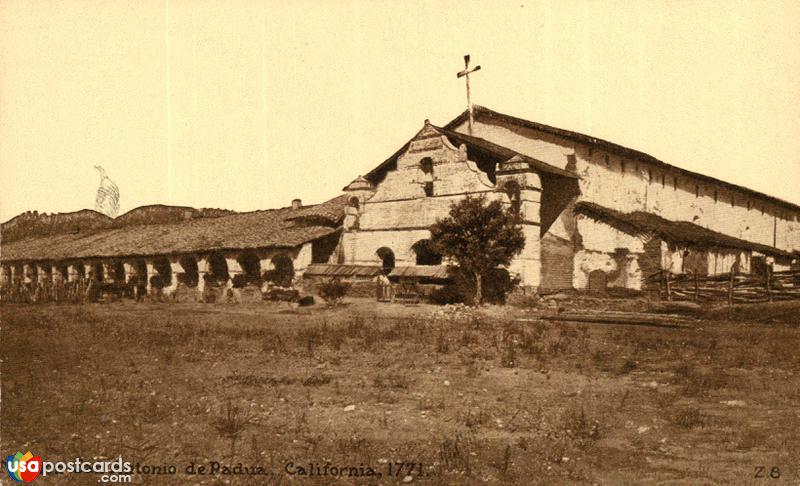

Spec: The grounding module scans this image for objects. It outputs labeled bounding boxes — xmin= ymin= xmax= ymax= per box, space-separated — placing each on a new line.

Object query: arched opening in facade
xmin=348 ymin=196 xmax=360 ymax=210
xmin=411 ymin=239 xmax=442 ymax=266
xmin=110 ymin=260 xmax=126 ymax=283
xmin=237 ymin=250 xmax=262 ymax=285
xmin=268 ymin=253 xmax=294 ymax=287
xmin=179 ymin=256 xmax=199 ymax=287
xmin=376 ymin=247 xmax=395 ymax=274
xmin=132 ymin=260 xmax=147 ymax=281
xmin=38 ymin=263 xmax=52 ymax=281
xmin=12 ymin=263 xmax=24 ymax=281
xmin=56 ymin=263 xmax=69 ymax=282
xmin=74 ymin=262 xmax=86 ymax=279
xmin=151 ymin=257 xmax=172 ymax=288
xmin=207 ymin=252 xmax=229 ymax=284
xmin=92 ymin=262 xmax=105 ymax=282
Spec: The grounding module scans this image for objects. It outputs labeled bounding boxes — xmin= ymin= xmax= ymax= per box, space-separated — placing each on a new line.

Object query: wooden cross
xmin=457 ymin=54 xmax=481 ymax=134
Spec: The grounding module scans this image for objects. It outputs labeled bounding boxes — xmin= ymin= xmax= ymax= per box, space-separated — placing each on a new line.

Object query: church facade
xmin=1 ymin=105 xmax=798 ymax=295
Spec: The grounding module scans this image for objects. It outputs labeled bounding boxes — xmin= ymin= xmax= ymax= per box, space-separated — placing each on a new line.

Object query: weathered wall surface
xmin=571 ymin=216 xmax=647 ymax=290
xmin=346 ymin=123 xmax=543 ymax=286
xmin=341 ymin=229 xmax=432 ymax=266
xmin=452 ymin=118 xmax=800 ymax=254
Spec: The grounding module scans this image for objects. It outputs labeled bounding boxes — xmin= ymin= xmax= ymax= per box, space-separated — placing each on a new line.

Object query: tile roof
xmin=574 ymin=201 xmax=792 ymax=258
xmin=1 ymin=195 xmax=349 ymax=263
xmin=303 ymin=264 xmax=383 ymax=278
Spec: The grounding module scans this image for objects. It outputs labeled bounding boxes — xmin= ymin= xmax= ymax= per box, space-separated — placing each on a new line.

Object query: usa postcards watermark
xmin=3 ymin=452 xmax=434 ymax=484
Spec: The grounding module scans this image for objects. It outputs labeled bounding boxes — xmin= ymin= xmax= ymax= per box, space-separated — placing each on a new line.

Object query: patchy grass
xmin=2 ymin=299 xmax=800 ymax=485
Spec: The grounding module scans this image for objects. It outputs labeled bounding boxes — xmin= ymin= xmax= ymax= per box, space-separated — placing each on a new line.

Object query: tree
xmin=429 ymin=195 xmax=525 ymax=305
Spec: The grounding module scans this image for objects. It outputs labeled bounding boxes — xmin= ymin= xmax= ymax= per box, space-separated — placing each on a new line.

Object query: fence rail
xmin=645 ymin=269 xmax=800 ymax=305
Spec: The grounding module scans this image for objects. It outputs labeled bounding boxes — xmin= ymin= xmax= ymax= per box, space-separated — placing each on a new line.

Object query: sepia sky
xmin=1 ymin=0 xmax=798 ymax=222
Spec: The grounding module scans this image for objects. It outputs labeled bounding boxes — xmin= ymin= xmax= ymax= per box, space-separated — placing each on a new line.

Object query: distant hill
xmin=1 ymin=205 xmax=237 ymax=244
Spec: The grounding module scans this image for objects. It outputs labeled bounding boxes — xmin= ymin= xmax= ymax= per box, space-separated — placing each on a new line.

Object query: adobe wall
xmin=346 ymin=124 xmax=541 ymax=284
xmin=452 ymin=118 xmax=800 ymax=254
xmin=572 ymin=216 xmax=646 ymax=290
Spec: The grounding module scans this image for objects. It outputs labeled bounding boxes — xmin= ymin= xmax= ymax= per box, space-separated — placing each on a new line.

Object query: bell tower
xmin=495 ymin=155 xmax=542 ymax=288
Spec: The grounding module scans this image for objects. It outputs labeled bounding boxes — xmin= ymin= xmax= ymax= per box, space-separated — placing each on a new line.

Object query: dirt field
xmin=1 ymin=298 xmax=799 ymax=485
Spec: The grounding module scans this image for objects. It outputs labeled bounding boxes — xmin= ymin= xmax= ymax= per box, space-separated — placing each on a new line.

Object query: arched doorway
xmin=92 ymin=262 xmax=105 ymax=282
xmin=411 ymin=239 xmax=442 ymax=266
xmin=207 ymin=252 xmax=229 ymax=283
xmin=269 ymin=254 xmax=294 ymax=287
xmin=151 ymin=257 xmax=172 ymax=289
xmin=376 ymin=247 xmax=395 ymax=274
xmin=237 ymin=250 xmax=262 ymax=285
xmin=179 ymin=256 xmax=199 ymax=287
xmin=55 ymin=263 xmax=69 ymax=281
xmin=110 ymin=260 xmax=125 ymax=283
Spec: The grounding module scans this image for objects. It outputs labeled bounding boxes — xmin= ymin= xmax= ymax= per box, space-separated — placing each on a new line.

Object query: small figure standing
xmin=375 ymin=272 xmax=391 ymax=302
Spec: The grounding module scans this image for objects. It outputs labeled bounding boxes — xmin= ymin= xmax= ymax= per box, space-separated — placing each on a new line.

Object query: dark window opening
xmin=412 ymin=239 xmax=442 ymax=266
xmin=420 ymin=157 xmax=433 ymax=174
xmin=348 ymin=196 xmax=360 ymax=210
xmin=420 ymin=157 xmax=434 ymax=197
xmin=504 ymin=180 xmax=522 ymax=220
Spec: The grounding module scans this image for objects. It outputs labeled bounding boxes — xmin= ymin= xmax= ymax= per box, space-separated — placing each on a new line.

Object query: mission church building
xmin=330 ymin=105 xmax=799 ymax=292
xmin=1 ymin=105 xmax=798 ymax=296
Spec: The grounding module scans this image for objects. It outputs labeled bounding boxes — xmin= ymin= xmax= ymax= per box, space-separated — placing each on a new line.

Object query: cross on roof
xmin=457 ymin=54 xmax=481 ymax=134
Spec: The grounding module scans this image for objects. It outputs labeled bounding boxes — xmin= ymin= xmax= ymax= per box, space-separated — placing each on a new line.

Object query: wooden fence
xmin=646 ymin=268 xmax=800 ymax=305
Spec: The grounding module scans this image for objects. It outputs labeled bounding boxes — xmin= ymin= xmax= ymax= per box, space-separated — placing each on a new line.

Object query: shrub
xmin=317 ymin=278 xmax=351 ymax=305
xmin=562 ymin=405 xmax=601 ymax=441
xmin=428 ymin=284 xmax=463 ymax=305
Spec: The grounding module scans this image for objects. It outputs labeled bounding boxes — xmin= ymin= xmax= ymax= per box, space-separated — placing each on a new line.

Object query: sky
xmin=1 ymin=0 xmax=798 ymax=222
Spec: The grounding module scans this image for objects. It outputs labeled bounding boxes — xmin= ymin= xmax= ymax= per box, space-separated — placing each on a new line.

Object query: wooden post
xmin=727 ymin=270 xmax=734 ymax=306
xmin=694 ymin=273 xmax=699 ymax=302
xmin=665 ymin=271 xmax=672 ymax=301
xmin=766 ymin=265 xmax=772 ymax=303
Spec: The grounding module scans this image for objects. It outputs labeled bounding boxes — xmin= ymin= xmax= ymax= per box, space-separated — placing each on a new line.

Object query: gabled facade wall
xmin=340 ymin=123 xmax=545 ymax=286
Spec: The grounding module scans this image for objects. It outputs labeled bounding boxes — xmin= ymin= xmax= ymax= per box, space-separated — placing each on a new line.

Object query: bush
xmin=445 ymin=268 xmax=519 ymax=305
xmin=429 ymin=284 xmax=464 ymax=305
xmin=317 ymin=278 xmax=351 ymax=305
